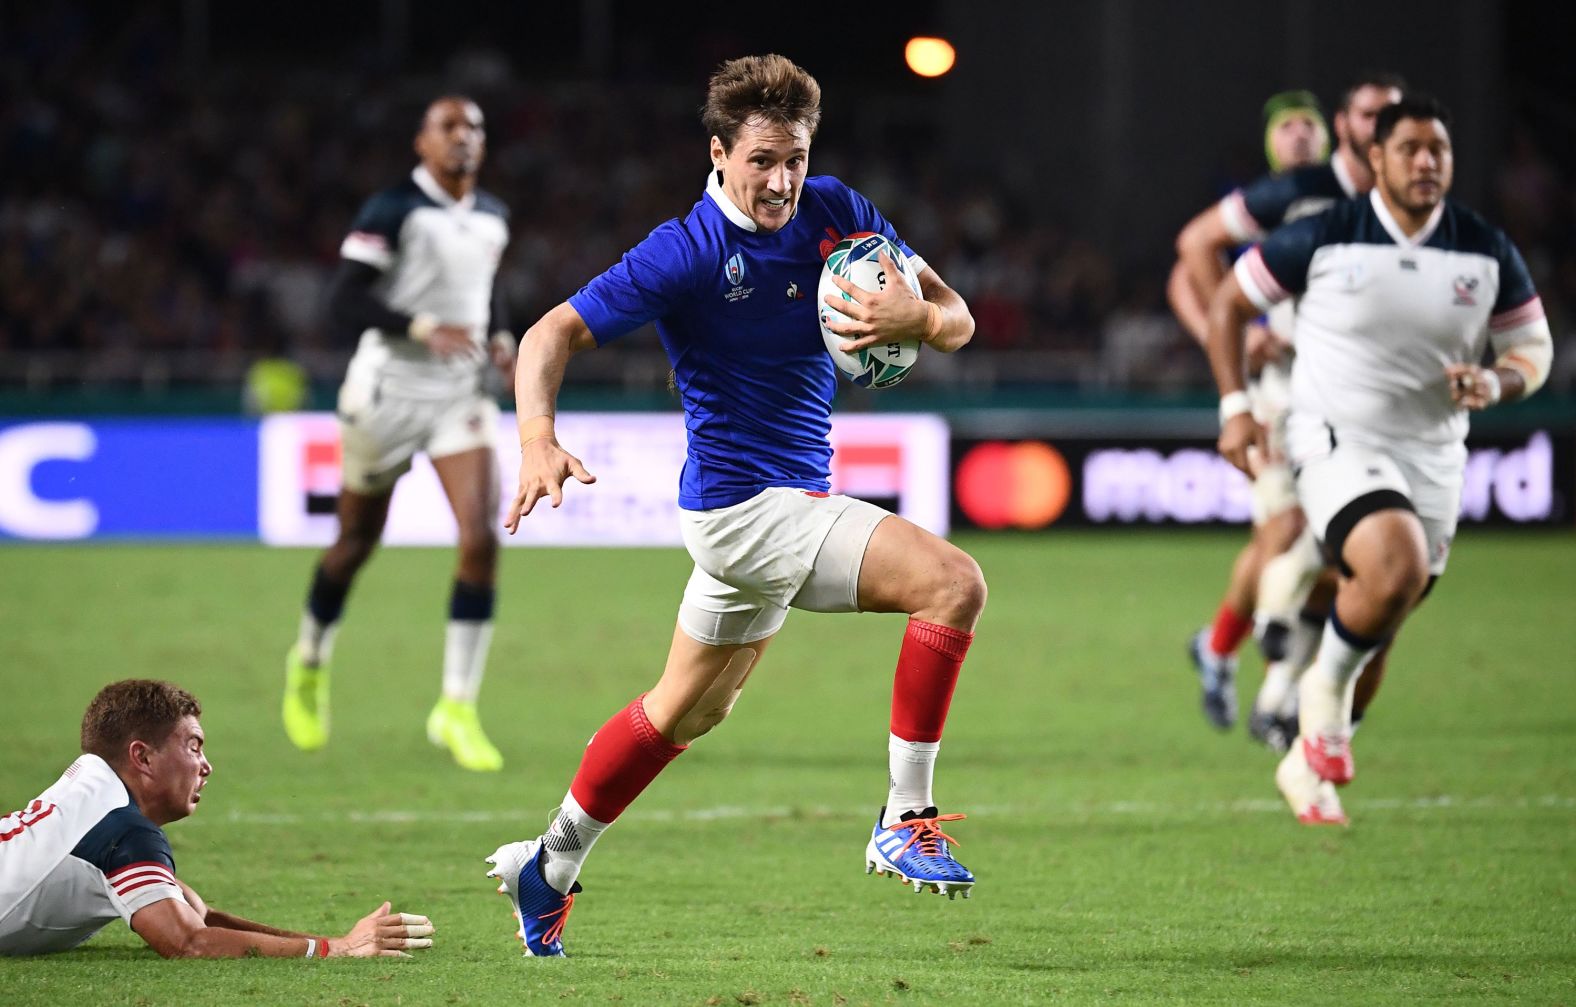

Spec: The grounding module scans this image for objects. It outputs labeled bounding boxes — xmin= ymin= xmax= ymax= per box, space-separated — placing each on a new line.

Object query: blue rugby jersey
xmin=1219 ymin=156 xmax=1361 ymax=242
xmin=569 ymin=172 xmax=923 ymax=509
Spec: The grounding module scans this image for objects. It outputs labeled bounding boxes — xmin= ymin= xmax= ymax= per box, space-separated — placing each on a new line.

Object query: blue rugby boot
xmin=1188 ymin=628 xmax=1238 ymax=730
xmin=485 ymin=839 xmax=581 ymax=957
xmin=864 ymin=806 xmax=974 ymax=899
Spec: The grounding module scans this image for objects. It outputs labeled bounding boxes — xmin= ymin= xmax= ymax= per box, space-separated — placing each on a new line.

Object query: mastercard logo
xmin=955 ymin=441 xmax=1072 ymax=529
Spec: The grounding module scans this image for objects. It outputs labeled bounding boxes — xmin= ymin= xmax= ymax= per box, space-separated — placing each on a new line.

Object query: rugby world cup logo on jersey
xmin=723 ymin=251 xmax=755 ymax=302
xmin=1453 ymin=275 xmax=1479 ymax=306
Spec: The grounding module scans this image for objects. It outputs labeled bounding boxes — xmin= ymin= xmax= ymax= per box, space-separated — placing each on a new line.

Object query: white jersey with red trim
xmin=339 ymin=165 xmax=510 ymax=400
xmin=0 ymin=755 xmax=186 ymax=955
xmin=1235 ymin=191 xmax=1548 ymax=455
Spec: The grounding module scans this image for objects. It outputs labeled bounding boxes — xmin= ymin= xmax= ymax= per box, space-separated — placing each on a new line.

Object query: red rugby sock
xmin=568 ymin=697 xmax=686 ymax=824
xmin=1208 ymin=602 xmax=1254 ymax=657
xmin=890 ymin=619 xmax=974 ymax=744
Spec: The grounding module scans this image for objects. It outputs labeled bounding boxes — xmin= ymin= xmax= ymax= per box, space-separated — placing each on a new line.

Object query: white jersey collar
xmin=1370 ymin=188 xmax=1445 ymax=248
xmin=706 ymin=170 xmax=758 ymax=232
xmin=1332 ymin=150 xmax=1360 ymax=198
xmin=413 ymin=165 xmax=475 ymax=212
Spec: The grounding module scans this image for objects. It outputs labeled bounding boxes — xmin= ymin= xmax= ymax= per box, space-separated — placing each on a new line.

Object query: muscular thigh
xmin=855 ymin=515 xmax=977 ymax=618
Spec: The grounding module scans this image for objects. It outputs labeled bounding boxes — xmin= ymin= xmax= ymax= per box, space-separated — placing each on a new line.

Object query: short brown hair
xmin=81 ymin=680 xmax=201 ymax=765
xmin=702 ymin=54 xmax=822 ymax=153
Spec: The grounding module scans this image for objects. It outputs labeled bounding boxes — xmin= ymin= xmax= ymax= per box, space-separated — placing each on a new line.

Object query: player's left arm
xmin=1447 ymin=236 xmax=1552 ymax=409
xmin=173 ymin=878 xmax=308 ymax=938
xmin=824 ymin=257 xmax=974 ymax=354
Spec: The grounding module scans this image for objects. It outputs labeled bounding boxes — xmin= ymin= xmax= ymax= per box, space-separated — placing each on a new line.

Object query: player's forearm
xmin=1205 ymin=286 xmax=1258 ymax=397
xmin=1166 ymin=260 xmax=1210 ymax=346
xmin=923 ymin=287 xmax=974 ymax=353
xmin=1491 ymin=366 xmax=1528 ymax=404
xmin=1177 ymin=225 xmax=1229 ymax=310
xmin=163 ymin=925 xmax=324 ymax=959
xmin=327 ymin=260 xmax=412 ymax=338
xmin=203 ymin=908 xmax=309 ymax=939
xmin=514 ymin=304 xmax=587 ymax=434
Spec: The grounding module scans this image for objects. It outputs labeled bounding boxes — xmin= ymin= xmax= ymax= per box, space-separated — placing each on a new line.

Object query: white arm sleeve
xmin=1489 ymin=297 xmax=1553 ymax=395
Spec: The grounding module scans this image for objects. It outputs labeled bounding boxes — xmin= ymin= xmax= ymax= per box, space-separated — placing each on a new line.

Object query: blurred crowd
xmin=2 ymin=5 xmax=1574 ymax=397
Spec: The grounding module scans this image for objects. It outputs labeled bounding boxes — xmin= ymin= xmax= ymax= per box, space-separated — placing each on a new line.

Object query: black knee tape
xmin=1322 ymin=490 xmax=1416 ymax=578
xmin=1418 ymin=573 xmax=1440 ymax=602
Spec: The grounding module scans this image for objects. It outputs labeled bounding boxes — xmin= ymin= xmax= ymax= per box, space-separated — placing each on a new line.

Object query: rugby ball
xmin=818 ymin=234 xmax=922 ymax=388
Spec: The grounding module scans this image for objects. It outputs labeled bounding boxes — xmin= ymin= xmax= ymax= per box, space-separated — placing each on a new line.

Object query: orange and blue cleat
xmin=864 ymin=806 xmax=975 ymax=899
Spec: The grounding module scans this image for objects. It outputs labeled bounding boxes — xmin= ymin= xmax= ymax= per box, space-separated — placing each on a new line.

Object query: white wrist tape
xmin=1218 ymin=390 xmax=1253 ymax=426
xmin=1478 ymin=368 xmax=1502 ymax=406
xmin=303 ymin=938 xmax=317 ymax=959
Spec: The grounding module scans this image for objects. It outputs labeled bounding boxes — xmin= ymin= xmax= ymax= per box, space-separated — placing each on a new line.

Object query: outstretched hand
xmin=504 ymin=437 xmax=597 ymax=533
xmin=821 ymin=250 xmax=930 ymax=352
xmin=329 ymin=902 xmax=434 ymax=958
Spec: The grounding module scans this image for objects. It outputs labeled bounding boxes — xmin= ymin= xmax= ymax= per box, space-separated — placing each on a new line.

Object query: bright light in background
xmin=904 ymin=37 xmax=956 ymax=78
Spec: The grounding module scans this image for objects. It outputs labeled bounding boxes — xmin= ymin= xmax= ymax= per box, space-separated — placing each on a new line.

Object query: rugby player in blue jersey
xmin=484 ymin=54 xmax=984 ymax=956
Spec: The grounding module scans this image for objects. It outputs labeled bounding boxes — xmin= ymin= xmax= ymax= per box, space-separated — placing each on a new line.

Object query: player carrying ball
xmin=485 ymin=54 xmax=983 ymax=956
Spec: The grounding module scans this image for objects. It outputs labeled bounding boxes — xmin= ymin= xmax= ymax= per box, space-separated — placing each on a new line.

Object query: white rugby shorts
xmin=677 ymin=487 xmax=892 ymax=646
xmin=336 ymin=377 xmax=498 ymax=494
xmin=1286 ymin=413 xmax=1462 ymax=576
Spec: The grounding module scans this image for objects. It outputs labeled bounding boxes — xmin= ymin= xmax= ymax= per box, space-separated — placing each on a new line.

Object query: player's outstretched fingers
xmin=567 ymin=454 xmax=597 ymax=487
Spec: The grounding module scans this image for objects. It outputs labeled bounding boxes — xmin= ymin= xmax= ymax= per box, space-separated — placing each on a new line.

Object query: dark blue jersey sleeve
xmin=1490 ymin=230 xmax=1539 ymax=316
xmin=1235 ymin=214 xmax=1323 ymax=308
xmin=341 ymin=188 xmax=417 ymax=270
xmin=71 ymin=806 xmax=175 ymax=876
xmin=568 ymin=220 xmax=699 ymax=345
xmin=1236 ymin=172 xmax=1303 ymax=234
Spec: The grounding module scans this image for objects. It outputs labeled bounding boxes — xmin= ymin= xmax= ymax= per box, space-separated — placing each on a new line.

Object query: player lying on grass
xmin=1 ymin=679 xmax=434 ymax=958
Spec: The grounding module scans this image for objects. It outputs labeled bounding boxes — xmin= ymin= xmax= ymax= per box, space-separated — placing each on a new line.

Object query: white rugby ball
xmin=818 ymin=234 xmax=922 ymax=388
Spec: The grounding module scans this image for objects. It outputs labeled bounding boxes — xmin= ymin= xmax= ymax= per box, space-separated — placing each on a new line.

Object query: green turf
xmin=1 ymin=532 xmax=1572 ymax=1005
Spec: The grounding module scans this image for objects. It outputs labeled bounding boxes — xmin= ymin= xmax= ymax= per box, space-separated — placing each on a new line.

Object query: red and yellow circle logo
xmin=955 ymin=441 xmax=1071 ymax=529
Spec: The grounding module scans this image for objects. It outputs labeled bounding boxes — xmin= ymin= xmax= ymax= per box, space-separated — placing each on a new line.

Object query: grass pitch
xmin=1 ymin=532 xmax=1572 ymax=1005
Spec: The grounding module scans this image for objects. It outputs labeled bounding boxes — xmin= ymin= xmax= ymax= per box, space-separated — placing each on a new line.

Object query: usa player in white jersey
xmin=1171 ymin=74 xmax=1404 ymax=742
xmin=1208 ymin=95 xmax=1554 ymax=824
xmin=2 ymin=680 xmax=433 ymax=957
xmin=282 ymin=97 xmax=516 ymax=771
xmin=482 ymin=55 xmax=983 ymax=957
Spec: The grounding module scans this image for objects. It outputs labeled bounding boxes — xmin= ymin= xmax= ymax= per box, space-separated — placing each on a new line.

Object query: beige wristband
xmin=519 ymin=414 xmax=555 ymax=448
xmin=923 ymin=301 xmax=943 ymax=341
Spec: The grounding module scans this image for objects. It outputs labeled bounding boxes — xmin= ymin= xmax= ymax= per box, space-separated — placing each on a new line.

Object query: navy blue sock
xmin=450 ymin=580 xmax=495 ymax=622
xmin=307 ymin=565 xmax=351 ymax=625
